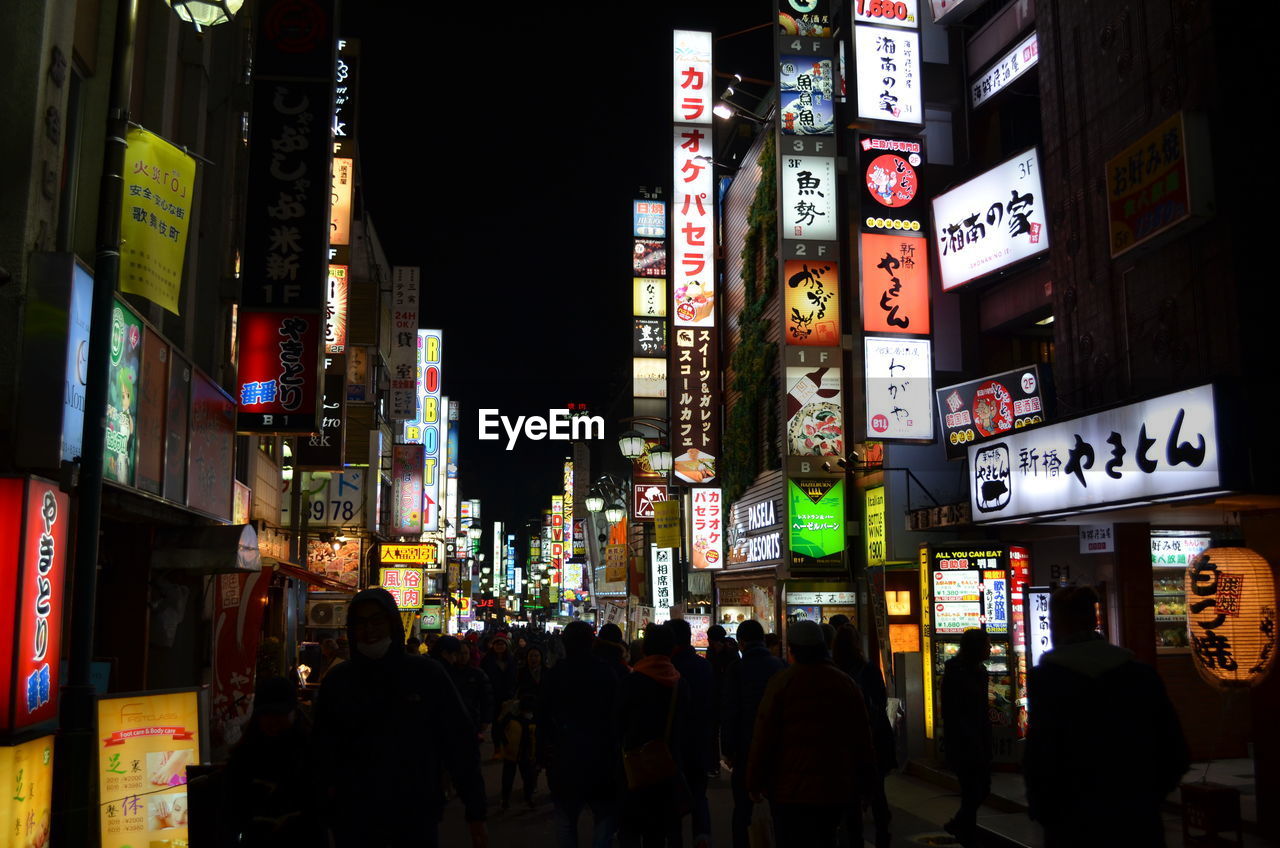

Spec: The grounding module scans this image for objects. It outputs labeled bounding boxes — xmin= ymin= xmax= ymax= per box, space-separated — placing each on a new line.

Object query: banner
xmin=605 ymin=544 xmax=629 ymax=584
xmin=120 ymin=128 xmax=196 ymax=315
xmin=0 ymin=735 xmax=54 ymax=846
xmin=210 ymin=570 xmax=270 ymax=760
xmin=654 ymin=499 xmax=682 ymax=549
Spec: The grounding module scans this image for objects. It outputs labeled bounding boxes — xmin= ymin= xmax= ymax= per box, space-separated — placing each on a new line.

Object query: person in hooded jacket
xmin=1025 ymin=586 xmax=1189 ymax=848
xmin=482 ymin=633 xmax=519 ymax=755
xmin=615 ymin=623 xmax=692 ymax=847
xmin=516 ymin=643 xmax=546 ymax=701
xmin=313 ymin=588 xmax=487 ymax=848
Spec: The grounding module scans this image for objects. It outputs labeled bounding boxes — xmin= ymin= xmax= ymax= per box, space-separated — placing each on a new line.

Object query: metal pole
xmin=55 ymin=0 xmax=138 ymax=842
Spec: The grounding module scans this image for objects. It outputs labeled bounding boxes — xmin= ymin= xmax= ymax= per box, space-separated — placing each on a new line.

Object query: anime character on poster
xmin=105 ymin=304 xmax=141 ymax=485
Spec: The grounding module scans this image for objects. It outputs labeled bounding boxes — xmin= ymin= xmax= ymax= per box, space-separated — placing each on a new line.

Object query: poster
xmin=105 ymin=299 xmax=142 ymax=486
xmin=690 ymin=489 xmax=723 ymax=569
xmin=786 ymin=366 xmax=844 ymax=457
xmin=308 ymin=538 xmax=361 ymax=588
xmin=934 ymin=602 xmax=982 ymax=634
xmin=784 ymin=260 xmax=841 ymax=346
xmin=789 ymin=479 xmax=845 ymax=568
xmin=861 ymin=233 xmax=929 ymax=335
xmin=210 ymin=571 xmax=269 ymax=760
xmin=0 ymin=735 xmax=55 ymax=847
xmin=119 ymin=128 xmax=196 ymax=315
xmin=779 ymin=55 xmax=834 ymax=135
xmin=98 ymin=689 xmax=202 ymax=848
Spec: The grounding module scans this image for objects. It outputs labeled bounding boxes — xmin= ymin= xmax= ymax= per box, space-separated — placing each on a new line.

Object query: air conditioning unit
xmin=307 ymin=600 xmax=348 ymax=628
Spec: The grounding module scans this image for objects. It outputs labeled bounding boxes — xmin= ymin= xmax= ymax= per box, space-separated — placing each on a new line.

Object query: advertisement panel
xmin=779 ymin=0 xmax=833 ymax=36
xmin=780 ymin=154 xmax=838 ymax=241
xmin=633 ymin=277 xmax=668 ymax=318
xmin=136 ymin=328 xmax=169 ymax=495
xmin=120 ymin=127 xmax=196 ymax=315
xmin=606 ymin=544 xmax=628 ymax=583
xmin=210 ymin=571 xmax=269 ymax=759
xmin=0 ymin=735 xmax=54 ymax=846
xmin=861 ymin=233 xmax=929 ymax=335
xmin=936 ymin=365 xmax=1049 ymax=459
xmin=281 ymin=469 xmax=365 ymax=529
xmin=789 ymin=479 xmax=845 ymax=569
xmin=633 ymin=482 xmax=669 ymax=521
xmin=859 ymin=134 xmax=927 ymax=233
xmin=853 ymin=0 xmax=918 ymax=26
xmin=932 ymin=147 xmax=1049 ymax=291
xmin=235 ymin=310 xmax=321 ymax=433
xmin=672 ymin=126 xmax=716 ymax=327
xmin=864 ymin=337 xmax=933 ymax=440
xmin=786 ymin=366 xmax=844 ymax=458
xmin=633 ymin=200 xmax=667 ymax=239
xmin=690 ymin=488 xmax=723 ymax=569
xmin=634 ymin=239 xmax=667 ymax=276
xmin=1106 ymin=112 xmax=1198 ymax=257
xmin=969 ymin=384 xmax=1223 ymax=522
xmin=633 ymin=357 xmax=667 ymax=399
xmin=296 ymin=368 xmax=346 ymax=471
xmin=671 ymin=327 xmax=721 ymax=484
xmin=634 ymin=317 xmax=667 ymax=357
xmin=784 ymin=259 xmax=841 ymax=346
xmin=164 ymin=352 xmax=190 ymax=502
xmin=380 ymin=568 xmax=425 ymax=610
xmin=672 ymin=30 xmax=713 ymax=125
xmin=779 ymin=55 xmax=834 ymax=135
xmin=106 ymin=298 xmax=142 ymax=486
xmin=854 ymin=25 xmax=922 ymax=124
xmin=971 ymin=31 xmax=1039 ymax=109
xmin=97 ymin=689 xmax=202 ymax=848
xmin=651 ymin=546 xmax=676 ymax=613
xmin=187 ymin=370 xmax=236 ymax=521
xmin=865 ymin=485 xmax=886 ymax=566
xmin=391 ymin=444 xmax=425 ymax=536
xmin=419 ymin=330 xmax=444 ymax=532
xmin=389 ymin=267 xmax=420 ymax=420
xmin=64 ymin=261 xmax=94 ymax=462
xmin=325 ymin=265 xmax=349 ymax=354
xmin=380 ymin=544 xmax=438 ymax=565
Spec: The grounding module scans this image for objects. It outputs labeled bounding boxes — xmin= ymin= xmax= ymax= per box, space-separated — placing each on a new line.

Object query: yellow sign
xmin=380 ymin=543 xmax=437 ymax=564
xmin=120 ymin=128 xmax=196 ymax=315
xmin=654 ymin=499 xmax=681 ymax=549
xmin=1 ymin=735 xmax=55 ymax=847
xmin=865 ymin=486 xmax=886 ymax=566
xmin=98 ymin=689 xmax=201 ymax=848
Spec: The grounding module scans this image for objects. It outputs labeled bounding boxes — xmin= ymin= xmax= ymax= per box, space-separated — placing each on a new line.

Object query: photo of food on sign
xmin=787 ymin=367 xmax=844 ymax=457
xmin=674 ymin=448 xmax=716 ymax=484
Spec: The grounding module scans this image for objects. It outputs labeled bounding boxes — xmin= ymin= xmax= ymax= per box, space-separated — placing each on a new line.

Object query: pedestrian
xmin=764 ymin=632 xmax=784 ymax=660
xmin=538 ymin=620 xmax=621 ymax=848
xmin=669 ymin=617 xmax=715 ymax=848
xmin=312 ymin=588 xmax=486 ymax=848
xmin=517 ymin=643 xmax=546 ymax=700
xmin=832 ymin=625 xmax=895 ymax=848
xmin=316 ymin=637 xmax=345 ymax=683
xmin=721 ymin=620 xmax=785 ymax=848
xmin=628 ymin=638 xmax=646 ymax=666
xmin=497 ymin=693 xmax=541 ymax=811
xmin=706 ymin=624 xmax=738 ymax=779
xmin=545 ymin=633 xmax=566 ymax=668
xmin=222 ymin=676 xmax=328 ymax=846
xmin=820 ymin=622 xmax=836 ymax=653
xmin=434 ymin=635 xmax=494 ymax=745
xmin=593 ymin=622 xmax=631 ymax=680
xmin=406 ymin=635 xmax=422 ymax=655
xmin=941 ymin=628 xmax=993 ymax=846
xmin=1025 ymin=586 xmax=1189 ymax=847
xmin=615 ymin=623 xmax=691 ymax=847
xmin=515 ymin=633 xmax=530 ymax=664
xmin=482 ymin=633 xmax=518 ymax=757
xmin=828 ymin=613 xmax=851 ymax=630
xmin=747 ymin=620 xmax=875 ymax=848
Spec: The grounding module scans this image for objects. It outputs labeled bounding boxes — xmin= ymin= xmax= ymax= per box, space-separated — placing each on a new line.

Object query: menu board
xmin=98 ymin=690 xmax=202 ymax=848
xmin=982 ymin=570 xmax=1009 ymax=634
xmin=934 ymin=602 xmax=982 ymax=634
xmin=933 ymin=570 xmax=980 ymax=602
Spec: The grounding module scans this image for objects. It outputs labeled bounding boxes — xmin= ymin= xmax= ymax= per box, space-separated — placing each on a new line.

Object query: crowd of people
xmin=213 ymin=584 xmax=1189 ymax=848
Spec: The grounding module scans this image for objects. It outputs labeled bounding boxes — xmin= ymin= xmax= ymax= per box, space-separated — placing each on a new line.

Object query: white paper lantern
xmin=1184 ymin=547 xmax=1278 ymax=688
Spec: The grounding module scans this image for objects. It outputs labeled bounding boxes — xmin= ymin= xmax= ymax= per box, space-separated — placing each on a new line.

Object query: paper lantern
xmin=1184 ymin=547 xmax=1277 ymax=688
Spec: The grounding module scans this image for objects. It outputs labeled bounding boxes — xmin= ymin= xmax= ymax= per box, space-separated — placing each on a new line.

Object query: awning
xmin=265 ymin=557 xmax=355 ymax=593
xmin=150 ymin=523 xmax=262 ymax=574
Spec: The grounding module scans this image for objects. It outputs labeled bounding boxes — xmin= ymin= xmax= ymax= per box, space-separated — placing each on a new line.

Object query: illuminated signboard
xmin=672 ymin=30 xmax=713 ymax=125
xmin=779 ymin=55 xmax=834 ymax=135
xmin=633 ymin=277 xmax=667 ymax=318
xmin=672 ymin=126 xmax=716 ymax=327
xmin=651 ymin=546 xmax=675 ymax=613
xmin=864 ymin=337 xmax=933 ymax=441
xmin=779 ymin=0 xmax=832 ymax=35
xmin=420 ymin=330 xmax=443 ymax=532
xmin=853 ymin=0 xmax=918 ymax=26
xmin=325 ymin=265 xmax=348 ymax=354
xmin=380 ymin=543 xmax=437 ymax=565
xmin=789 ymin=479 xmax=845 ymax=569
xmin=633 ymin=357 xmax=668 ymax=399
xmin=784 ymin=260 xmax=841 ymax=346
xmin=786 ymin=366 xmax=844 ymax=458
xmin=388 ymin=267 xmax=419 ymax=420
xmin=634 ymin=317 xmax=667 ymax=357
xmin=236 ymin=309 xmax=321 ymax=433
xmin=936 ymin=365 xmax=1049 ymax=459
xmin=0 ymin=735 xmax=54 ymax=844
xmin=390 ymin=444 xmax=424 ymax=536
xmin=0 ymin=477 xmax=70 ymax=733
xmin=932 ymin=147 xmax=1049 ymax=291
xmin=860 ymin=134 xmax=927 ymax=233
xmin=98 ymin=689 xmax=202 ymax=848
xmin=865 ymin=485 xmax=886 ymax=566
xmin=380 ymin=567 xmax=424 ymax=610
xmin=331 ymin=157 xmax=354 ymax=246
xmin=861 ymin=233 xmax=929 ymax=335
xmin=780 ymin=154 xmax=838 ymax=241
xmin=854 ymin=24 xmax=922 ymax=125
xmin=671 ymin=327 xmax=721 ymax=486
xmin=691 ymin=488 xmax=723 ymax=569
xmin=634 ymin=200 xmax=667 ymax=239
xmin=971 ymin=31 xmax=1039 ymax=109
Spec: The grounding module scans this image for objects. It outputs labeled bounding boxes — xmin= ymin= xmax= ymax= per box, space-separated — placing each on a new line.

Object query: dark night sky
xmin=341 ymin=2 xmax=774 ymax=532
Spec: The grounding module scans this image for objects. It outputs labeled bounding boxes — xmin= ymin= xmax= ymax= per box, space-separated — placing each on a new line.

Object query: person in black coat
xmin=833 ymin=625 xmax=895 ymax=848
xmin=481 ymin=633 xmax=518 ymax=754
xmin=313 ymin=588 xmax=487 ymax=848
xmin=1025 ymin=586 xmax=1189 ymax=848
xmin=721 ymin=619 xmax=785 ymax=848
xmin=592 ymin=622 xmax=631 ymax=681
xmin=941 ymin=628 xmax=992 ymax=846
xmin=615 ymin=623 xmax=692 ymax=847
xmin=669 ymin=618 xmax=715 ymax=848
xmin=537 ymin=620 xmax=621 ymax=847
xmin=434 ymin=635 xmax=494 ymax=744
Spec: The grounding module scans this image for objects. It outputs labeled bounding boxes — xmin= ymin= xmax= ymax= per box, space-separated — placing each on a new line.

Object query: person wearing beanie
xmin=747 ymin=620 xmax=876 ymax=847
xmin=721 ymin=620 xmax=785 ymax=848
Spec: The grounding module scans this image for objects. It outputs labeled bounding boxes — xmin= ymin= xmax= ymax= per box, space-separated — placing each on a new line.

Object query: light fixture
xmin=713 ymin=102 xmax=735 ymax=121
xmin=586 ymin=495 xmax=605 ymax=514
xmin=649 ymin=444 xmax=674 ymax=475
xmin=162 ymin=0 xmax=245 ymax=31
xmin=468 ymin=526 xmax=482 ymax=541
xmin=618 ymin=429 xmax=646 ymax=460
xmin=1036 ymin=315 xmax=1055 ymax=326
xmin=605 ymin=504 xmax=626 ymax=524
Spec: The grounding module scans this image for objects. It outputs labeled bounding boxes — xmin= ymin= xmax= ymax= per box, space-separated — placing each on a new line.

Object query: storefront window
xmin=1150 ymin=532 xmax=1210 ymax=652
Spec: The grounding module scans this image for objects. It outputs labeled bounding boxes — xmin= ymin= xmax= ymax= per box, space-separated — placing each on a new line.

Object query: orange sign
xmin=861 ymin=233 xmax=930 ymax=336
xmin=783 ymin=260 xmax=841 ymax=346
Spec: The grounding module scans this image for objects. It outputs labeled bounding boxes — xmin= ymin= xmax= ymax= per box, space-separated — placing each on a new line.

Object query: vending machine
xmin=922 ymin=542 xmax=1029 ymax=764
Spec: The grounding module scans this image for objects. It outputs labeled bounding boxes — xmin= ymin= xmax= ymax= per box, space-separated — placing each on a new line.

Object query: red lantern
xmin=1184 ymin=547 xmax=1278 ymax=688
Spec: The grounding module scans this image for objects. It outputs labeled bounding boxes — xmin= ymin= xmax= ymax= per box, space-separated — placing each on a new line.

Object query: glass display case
xmin=1150 ymin=532 xmax=1209 ymax=652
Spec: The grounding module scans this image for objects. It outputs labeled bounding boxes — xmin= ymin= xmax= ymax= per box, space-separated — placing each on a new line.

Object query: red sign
xmin=861 ymin=232 xmax=930 ymax=336
xmin=235 ymin=309 xmax=321 ymax=433
xmin=210 ymin=571 xmax=270 ymax=758
xmin=0 ymin=476 xmax=70 ymax=732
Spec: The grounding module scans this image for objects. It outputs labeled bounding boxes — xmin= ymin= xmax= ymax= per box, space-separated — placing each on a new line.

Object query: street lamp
xmin=618 ymin=429 xmax=647 ymax=460
xmin=649 ymin=444 xmax=674 ymax=475
xmin=605 ymin=503 xmax=627 ymax=525
xmin=585 ymin=494 xmax=605 ymax=514
xmin=162 ymin=0 xmax=245 ymax=31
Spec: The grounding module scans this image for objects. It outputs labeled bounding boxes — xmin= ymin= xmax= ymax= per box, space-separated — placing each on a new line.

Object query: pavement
xmin=440 ymin=756 xmax=1274 ymax=847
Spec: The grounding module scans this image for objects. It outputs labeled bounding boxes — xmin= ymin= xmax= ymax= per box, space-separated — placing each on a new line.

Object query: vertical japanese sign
xmin=861 ymin=233 xmax=929 ymax=335
xmin=0 ymin=735 xmax=54 ymax=845
xmin=864 ymin=337 xmax=933 ymax=440
xmin=210 ymin=570 xmax=269 ymax=759
xmin=690 ymin=488 xmax=723 ymax=569
xmin=391 ymin=444 xmax=424 ymax=536
xmin=780 ymin=154 xmax=838 ymax=241
xmin=550 ymin=497 xmax=564 ymax=592
xmin=330 ymin=39 xmax=359 ymax=259
xmin=380 ymin=568 xmax=425 ymax=609
xmin=853 ymin=22 xmax=922 ymax=125
xmin=97 ymin=689 xmax=202 ymax=848
xmin=651 ymin=546 xmax=676 ymax=616
xmin=1106 ymin=112 xmax=1204 ymax=257
xmin=105 ymin=298 xmax=142 ymax=485
xmin=235 ymin=310 xmax=322 ymax=433
xmin=784 ymin=259 xmax=841 ymax=346
xmin=419 ymin=330 xmax=444 ymax=532
xmin=120 ymin=128 xmax=196 ymax=315
xmin=389 ymin=267 xmax=419 ymax=420
xmin=0 ymin=477 xmax=70 ymax=733
xmin=325 ymin=265 xmax=348 ymax=354
xmin=671 ymin=327 xmax=720 ymax=484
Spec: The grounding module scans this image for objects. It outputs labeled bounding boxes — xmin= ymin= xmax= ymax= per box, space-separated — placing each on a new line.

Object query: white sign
xmin=853 ymin=0 xmax=920 ymax=28
xmin=633 ymin=357 xmax=668 ymax=398
xmin=933 ymin=570 xmax=981 ymax=602
xmin=672 ymin=126 xmax=716 ymax=327
xmin=691 ymin=488 xmax=724 ymax=569
xmin=781 ymin=154 xmax=838 ymax=241
xmin=745 ymin=532 xmax=782 ymax=563
xmin=673 ymin=30 xmax=713 ymax=125
xmin=854 ymin=25 xmax=922 ymax=125
xmin=934 ymin=602 xmax=981 ymax=634
xmin=969 ymin=384 xmax=1223 ymax=523
xmin=932 ymin=147 xmax=1049 ymax=291
xmin=971 ymin=32 xmax=1039 ymax=109
xmin=930 ymin=0 xmax=986 ymax=24
xmin=1150 ymin=534 xmax=1212 ymax=568
xmin=1027 ymin=588 xmax=1053 ymax=666
xmin=389 ymin=267 xmax=419 ymax=420
xmin=281 ymin=469 xmax=365 ymax=528
xmin=651 ymin=546 xmax=675 ymax=614
xmin=786 ymin=591 xmax=857 ymax=605
xmin=864 ymin=337 xmax=933 ymax=440
xmin=1079 ymin=524 xmax=1115 ymax=554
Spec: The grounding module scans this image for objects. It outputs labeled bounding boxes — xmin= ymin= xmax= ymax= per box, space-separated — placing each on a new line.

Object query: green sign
xmin=104 ymin=298 xmax=142 ymax=485
xmin=789 ymin=479 xmax=845 ymax=569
